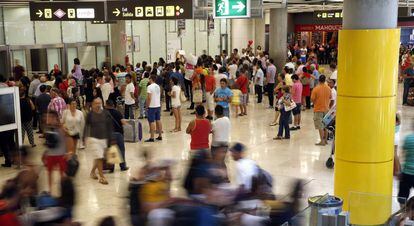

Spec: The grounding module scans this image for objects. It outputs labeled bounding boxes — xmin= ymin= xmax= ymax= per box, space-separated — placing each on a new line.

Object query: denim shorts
xmin=147 ymin=107 xmax=161 ymax=123
xmin=292 ymin=103 xmax=302 ymax=115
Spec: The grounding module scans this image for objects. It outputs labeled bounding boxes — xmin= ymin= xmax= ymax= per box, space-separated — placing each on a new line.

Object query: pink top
xmin=292 ymin=81 xmax=303 ymax=104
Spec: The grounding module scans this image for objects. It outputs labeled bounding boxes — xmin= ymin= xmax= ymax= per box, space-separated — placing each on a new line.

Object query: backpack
xmin=253 ymin=166 xmax=276 ymax=200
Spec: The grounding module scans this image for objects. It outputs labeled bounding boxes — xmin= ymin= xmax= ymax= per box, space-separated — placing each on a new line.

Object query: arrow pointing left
xmin=36 ymin=9 xmax=43 ymax=18
xmin=113 ymin=8 xmax=120 ymax=16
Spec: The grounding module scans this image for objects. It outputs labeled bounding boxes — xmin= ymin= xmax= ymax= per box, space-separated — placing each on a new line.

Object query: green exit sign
xmin=214 ymin=0 xmax=250 ymax=18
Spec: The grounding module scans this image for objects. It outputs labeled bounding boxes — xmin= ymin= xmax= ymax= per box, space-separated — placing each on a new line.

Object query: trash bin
xmin=308 ymin=195 xmax=343 ymax=226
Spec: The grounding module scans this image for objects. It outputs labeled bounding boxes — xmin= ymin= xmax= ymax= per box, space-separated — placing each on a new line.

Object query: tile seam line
xmin=336 ymin=158 xmax=393 ymax=164
xmin=337 ymin=95 xmax=396 ymax=98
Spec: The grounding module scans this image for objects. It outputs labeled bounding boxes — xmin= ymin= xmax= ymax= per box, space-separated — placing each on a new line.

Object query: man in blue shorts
xmin=145 ymin=74 xmax=163 ymax=142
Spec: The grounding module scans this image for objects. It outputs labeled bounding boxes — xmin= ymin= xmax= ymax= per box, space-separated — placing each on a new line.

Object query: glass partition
xmin=149 ymin=20 xmax=166 ymax=63
xmin=62 ymin=21 xmax=86 ymax=43
xmin=0 ymin=8 xmax=5 ymax=45
xmin=86 ymin=22 xmax=108 ymax=42
xmin=3 ymin=7 xmax=34 ymax=45
xmin=35 ymin=21 xmax=61 ymax=44
xmin=11 ymin=50 xmax=26 ymax=69
xmin=46 ymin=48 xmax=61 ymax=72
xmin=67 ymin=48 xmax=77 ymax=73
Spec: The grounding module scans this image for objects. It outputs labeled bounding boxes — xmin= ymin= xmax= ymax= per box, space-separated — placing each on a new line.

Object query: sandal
xmin=90 ymin=173 xmax=98 ymax=180
xmin=99 ymin=177 xmax=108 ymax=185
xmin=269 ymin=122 xmax=278 ymax=126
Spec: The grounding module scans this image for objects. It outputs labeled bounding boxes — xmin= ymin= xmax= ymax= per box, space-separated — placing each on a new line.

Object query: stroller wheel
xmin=326 ymin=157 xmax=334 ymax=169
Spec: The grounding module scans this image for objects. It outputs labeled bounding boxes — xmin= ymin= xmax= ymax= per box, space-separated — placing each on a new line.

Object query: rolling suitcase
xmin=123 ymin=119 xmax=143 ymax=142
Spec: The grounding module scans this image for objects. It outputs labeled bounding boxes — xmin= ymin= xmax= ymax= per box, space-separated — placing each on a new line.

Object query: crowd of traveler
xmin=2 ymin=42 xmax=390 ymax=226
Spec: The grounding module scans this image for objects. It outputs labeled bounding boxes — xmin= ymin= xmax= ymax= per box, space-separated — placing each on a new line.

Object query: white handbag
xmin=284 ymin=101 xmax=297 ymax=112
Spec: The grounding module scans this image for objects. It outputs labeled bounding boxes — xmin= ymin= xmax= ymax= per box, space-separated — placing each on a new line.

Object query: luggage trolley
xmin=322 ymin=105 xmax=336 ymax=169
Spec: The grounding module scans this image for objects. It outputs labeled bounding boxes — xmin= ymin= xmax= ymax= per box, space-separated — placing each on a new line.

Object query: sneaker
xmin=145 ymin=138 xmax=155 ymax=142
xmin=290 ymin=127 xmax=297 ymax=131
xmin=31 ymin=144 xmax=37 ymax=148
xmin=120 ymin=166 xmax=130 ymax=171
xmin=156 ymin=136 xmax=163 ymax=141
xmin=138 ymin=116 xmax=144 ymax=119
xmin=1 ymin=163 xmax=11 ymax=167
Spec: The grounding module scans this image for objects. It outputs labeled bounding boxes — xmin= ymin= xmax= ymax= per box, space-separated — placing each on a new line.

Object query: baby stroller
xmin=323 ymin=106 xmax=336 ymax=169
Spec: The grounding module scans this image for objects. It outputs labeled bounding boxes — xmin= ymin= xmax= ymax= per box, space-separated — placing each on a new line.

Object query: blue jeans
xmin=403 ymin=80 xmax=412 ymax=105
xmin=112 ymin=132 xmax=126 ymax=168
xmin=223 ymin=107 xmax=230 ymax=118
xmin=139 ymin=96 xmax=146 ymax=117
xmin=278 ymin=108 xmax=290 ymax=138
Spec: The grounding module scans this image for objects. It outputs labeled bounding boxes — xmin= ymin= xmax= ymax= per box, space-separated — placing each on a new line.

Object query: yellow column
xmin=334 ymin=29 xmax=400 ymax=224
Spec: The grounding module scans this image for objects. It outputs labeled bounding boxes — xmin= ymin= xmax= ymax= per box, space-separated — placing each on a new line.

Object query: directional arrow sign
xmin=113 ymin=8 xmax=120 ymax=17
xmin=214 ymin=0 xmax=250 ymax=18
xmin=36 ymin=9 xmax=43 ymax=18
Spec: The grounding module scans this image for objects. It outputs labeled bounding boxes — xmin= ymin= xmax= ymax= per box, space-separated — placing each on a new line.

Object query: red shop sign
xmin=295 ymin=24 xmax=342 ymax=32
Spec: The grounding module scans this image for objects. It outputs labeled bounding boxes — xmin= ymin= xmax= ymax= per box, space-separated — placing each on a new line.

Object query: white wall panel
xmin=67 ymin=48 xmax=77 ymax=73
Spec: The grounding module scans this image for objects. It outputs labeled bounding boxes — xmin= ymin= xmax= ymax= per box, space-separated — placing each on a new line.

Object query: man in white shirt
xmin=145 ymin=74 xmax=163 ymax=142
xmin=254 ymin=61 xmax=264 ymax=103
xmin=212 ymin=105 xmax=231 ymax=147
xmin=227 ymin=60 xmax=238 ymax=86
xmin=230 ymin=143 xmax=259 ymax=193
xmin=328 ymin=79 xmax=337 ymax=108
xmin=124 ymin=74 xmax=135 ymax=119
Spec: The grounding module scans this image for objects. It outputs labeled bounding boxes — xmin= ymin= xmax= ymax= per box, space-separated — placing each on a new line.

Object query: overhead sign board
xmin=214 ymin=0 xmax=250 ymax=18
xmin=29 ymin=2 xmax=105 ymax=21
xmin=314 ymin=10 xmax=343 ymax=20
xmin=106 ymin=0 xmax=193 ymax=20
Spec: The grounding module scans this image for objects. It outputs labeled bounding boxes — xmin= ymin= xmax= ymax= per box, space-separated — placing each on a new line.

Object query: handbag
xmin=193 ymin=89 xmax=203 ymax=103
xmin=180 ymin=90 xmax=187 ymax=102
xmin=284 ymin=101 xmax=297 ymax=112
xmin=66 ymin=154 xmax=79 ymax=177
xmin=105 ymin=145 xmax=123 ymax=165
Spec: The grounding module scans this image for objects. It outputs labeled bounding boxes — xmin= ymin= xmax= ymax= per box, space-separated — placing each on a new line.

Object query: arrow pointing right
xmin=113 ymin=8 xmax=120 ymax=17
xmin=232 ymin=1 xmax=246 ymax=13
xmin=36 ymin=9 xmax=43 ymax=18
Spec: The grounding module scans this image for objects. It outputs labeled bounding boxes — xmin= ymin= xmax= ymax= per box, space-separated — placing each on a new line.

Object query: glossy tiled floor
xmin=1 ymin=88 xmax=413 ymax=225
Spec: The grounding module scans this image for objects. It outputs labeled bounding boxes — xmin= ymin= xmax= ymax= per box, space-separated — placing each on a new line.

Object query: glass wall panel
xmin=181 ymin=20 xmax=195 ymax=56
xmin=0 ymin=8 xmax=5 ymax=45
xmin=67 ymin=48 xmax=77 ymax=73
xmin=11 ymin=50 xmax=26 ymax=69
xmin=208 ymin=19 xmax=221 ymax=56
xmin=46 ymin=49 xmax=61 ymax=72
xmin=96 ymin=46 xmax=107 ymax=70
xmin=149 ymin=20 xmax=166 ymax=64
xmin=195 ymin=20 xmax=208 ymax=56
xmin=132 ymin=20 xmax=150 ymax=66
xmin=35 ymin=21 xmax=61 ymax=44
xmin=78 ymin=46 xmax=96 ymax=69
xmin=166 ymin=20 xmax=181 ymax=63
xmin=86 ymin=22 xmax=108 ymax=42
xmin=4 ymin=7 xmax=34 ymax=45
xmin=62 ymin=21 xmax=86 ymax=43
